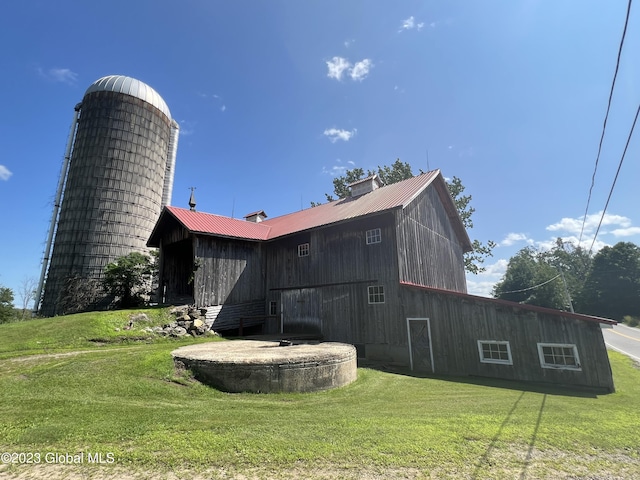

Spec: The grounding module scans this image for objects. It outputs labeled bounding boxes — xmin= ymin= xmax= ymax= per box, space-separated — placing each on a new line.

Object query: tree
xmin=17 ymin=276 xmax=37 ymax=319
xmin=103 ymin=252 xmax=154 ymax=309
xmin=0 ymin=286 xmax=15 ymax=324
xmin=315 ymin=159 xmax=495 ymax=273
xmin=493 ymin=241 xmax=588 ymax=311
xmin=578 ymin=242 xmax=640 ymax=320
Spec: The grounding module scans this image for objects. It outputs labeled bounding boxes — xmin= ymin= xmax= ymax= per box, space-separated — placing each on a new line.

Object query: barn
xmin=147 ymin=170 xmax=615 ymax=392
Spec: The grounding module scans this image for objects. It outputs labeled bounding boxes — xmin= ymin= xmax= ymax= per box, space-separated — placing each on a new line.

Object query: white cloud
xmin=220 ymin=105 xmax=226 ymax=112
xmin=399 ymin=16 xmax=425 ymax=32
xmin=611 ymin=226 xmax=640 ymax=237
xmin=0 ymin=165 xmax=12 ymax=181
xmin=179 ymin=120 xmax=195 ymax=136
xmin=546 ymin=211 xmax=631 ymax=235
xmin=350 ymin=59 xmax=373 ymax=81
xmin=322 ymin=165 xmax=347 ymax=176
xmin=39 ymin=67 xmax=78 ymax=85
xmin=350 ymin=58 xmax=373 ymax=82
xmin=465 ymin=258 xmax=508 ymax=297
xmin=323 ymin=128 xmax=357 ymax=143
xmin=326 ymin=57 xmax=373 ymax=82
xmin=326 ymin=56 xmax=352 ymax=81
xmin=344 ymin=38 xmax=355 ymax=48
xmin=499 ymin=232 xmax=532 ymax=247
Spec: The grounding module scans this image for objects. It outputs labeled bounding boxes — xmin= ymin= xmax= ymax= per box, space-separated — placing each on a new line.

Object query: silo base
xmin=172 ymin=340 xmax=357 ymax=393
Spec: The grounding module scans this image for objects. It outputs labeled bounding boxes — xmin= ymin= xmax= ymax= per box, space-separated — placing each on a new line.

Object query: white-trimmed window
xmin=366 ymin=228 xmax=382 ymax=245
xmin=368 ymin=285 xmax=385 ymax=304
xmin=537 ymin=343 xmax=581 ymax=370
xmin=477 ymin=340 xmax=513 ymax=365
xmin=298 ymin=243 xmax=309 ymax=257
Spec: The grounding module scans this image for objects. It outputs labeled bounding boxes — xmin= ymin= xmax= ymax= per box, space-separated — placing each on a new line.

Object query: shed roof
xmin=148 ymin=170 xmax=472 ymax=250
xmin=400 ymin=281 xmax=617 ymax=325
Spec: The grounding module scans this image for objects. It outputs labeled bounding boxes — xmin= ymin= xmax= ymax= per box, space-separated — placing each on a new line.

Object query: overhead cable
xmin=495 ymin=274 xmax=561 ymax=295
xmin=578 ymin=0 xmax=634 ymax=245
xmin=588 ymin=102 xmax=640 ymax=255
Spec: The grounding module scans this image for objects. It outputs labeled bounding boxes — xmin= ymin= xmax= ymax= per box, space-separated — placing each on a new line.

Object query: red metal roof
xmin=163 ymin=207 xmax=271 ymax=241
xmin=150 ymin=170 xmax=472 ymax=249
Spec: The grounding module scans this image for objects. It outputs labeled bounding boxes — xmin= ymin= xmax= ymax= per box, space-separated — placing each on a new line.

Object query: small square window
xmin=477 ymin=340 xmax=513 ymax=365
xmin=537 ymin=343 xmax=581 ymax=370
xmin=269 ymin=301 xmax=277 ymax=316
xmin=368 ymin=285 xmax=385 ymax=304
xmin=298 ymin=243 xmax=309 ymax=257
xmin=366 ymin=228 xmax=382 ymax=245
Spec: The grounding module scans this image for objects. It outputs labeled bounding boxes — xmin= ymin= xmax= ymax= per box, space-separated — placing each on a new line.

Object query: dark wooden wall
xmin=193 ymin=236 xmax=265 ymax=306
xmin=400 ymin=286 xmax=614 ymax=392
xmin=396 ymin=186 xmax=467 ymax=292
xmin=265 ymin=212 xmax=399 ymax=292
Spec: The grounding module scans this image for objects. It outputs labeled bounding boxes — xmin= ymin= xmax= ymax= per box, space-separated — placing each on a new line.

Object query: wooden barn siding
xmin=265 ymin=213 xmax=403 ymax=348
xmin=401 ymin=287 xmax=614 ymax=391
xmin=205 ymin=300 xmax=266 ymax=331
xmin=194 ymin=236 xmax=265 ymax=307
xmin=265 ymin=213 xmax=399 ymax=293
xmin=396 ymin=187 xmax=467 ymax=292
xmin=158 ymin=222 xmax=195 ymax=303
xmin=278 ymin=282 xmax=402 ymax=347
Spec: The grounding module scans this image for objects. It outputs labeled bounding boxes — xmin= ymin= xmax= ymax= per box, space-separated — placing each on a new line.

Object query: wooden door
xmin=407 ymin=318 xmax=434 ymax=373
xmin=281 ymin=288 xmax=322 ymax=334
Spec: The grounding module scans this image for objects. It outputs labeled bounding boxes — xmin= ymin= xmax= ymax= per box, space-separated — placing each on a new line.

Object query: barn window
xmin=368 ymin=285 xmax=385 ymax=304
xmin=269 ymin=301 xmax=277 ymax=316
xmin=366 ymin=228 xmax=382 ymax=245
xmin=537 ymin=343 xmax=581 ymax=371
xmin=298 ymin=243 xmax=309 ymax=257
xmin=477 ymin=340 xmax=512 ymax=365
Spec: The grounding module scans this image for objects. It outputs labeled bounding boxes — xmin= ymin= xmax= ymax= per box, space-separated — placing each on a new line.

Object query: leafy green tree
xmin=103 ymin=252 xmax=154 ymax=309
xmin=315 ymin=159 xmax=495 ymax=273
xmin=0 ymin=286 xmax=15 ymax=324
xmin=578 ymin=242 xmax=640 ymax=320
xmin=493 ymin=241 xmax=588 ymax=310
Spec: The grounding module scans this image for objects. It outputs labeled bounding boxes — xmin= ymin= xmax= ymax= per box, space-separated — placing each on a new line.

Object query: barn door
xmin=407 ymin=318 xmax=434 ymax=373
xmin=281 ymin=289 xmax=322 ymax=334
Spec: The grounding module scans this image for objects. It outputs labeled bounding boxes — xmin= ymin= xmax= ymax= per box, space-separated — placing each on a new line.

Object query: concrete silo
xmin=37 ymin=75 xmax=179 ymax=316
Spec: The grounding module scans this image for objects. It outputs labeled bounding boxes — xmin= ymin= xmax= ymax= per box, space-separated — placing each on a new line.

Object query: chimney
xmin=244 ymin=210 xmax=267 ymax=223
xmin=349 ymin=175 xmax=383 ymax=198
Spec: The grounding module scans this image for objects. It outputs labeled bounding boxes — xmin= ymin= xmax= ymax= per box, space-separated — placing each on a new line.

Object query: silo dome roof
xmin=84 ymin=75 xmax=171 ymax=119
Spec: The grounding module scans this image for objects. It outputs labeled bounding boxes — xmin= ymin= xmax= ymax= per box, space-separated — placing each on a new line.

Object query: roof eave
xmin=400 ymin=281 xmax=617 ymax=325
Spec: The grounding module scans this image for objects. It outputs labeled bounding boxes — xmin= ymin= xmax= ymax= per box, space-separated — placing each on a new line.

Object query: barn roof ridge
xmin=149 ymin=170 xmax=472 ymax=248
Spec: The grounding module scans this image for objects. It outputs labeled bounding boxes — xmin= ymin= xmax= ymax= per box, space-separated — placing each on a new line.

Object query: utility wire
xmin=495 ymin=274 xmax=561 ymax=295
xmin=578 ymin=0 xmax=633 ymax=245
xmin=588 ymin=102 xmax=640 ymax=255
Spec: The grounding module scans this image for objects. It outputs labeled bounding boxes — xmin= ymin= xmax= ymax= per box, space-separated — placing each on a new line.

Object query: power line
xmin=588 ymin=102 xmax=640 ymax=254
xmin=578 ymin=0 xmax=634 ymax=245
xmin=495 ymin=274 xmax=561 ymax=295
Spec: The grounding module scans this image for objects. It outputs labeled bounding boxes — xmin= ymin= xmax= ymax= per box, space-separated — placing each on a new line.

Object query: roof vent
xmin=188 ymin=188 xmax=196 ymax=212
xmin=244 ymin=210 xmax=267 ymax=223
xmin=349 ymin=175 xmax=383 ymax=197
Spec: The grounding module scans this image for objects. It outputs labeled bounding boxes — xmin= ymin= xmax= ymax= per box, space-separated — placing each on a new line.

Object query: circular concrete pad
xmin=172 ymin=340 xmax=357 ymax=393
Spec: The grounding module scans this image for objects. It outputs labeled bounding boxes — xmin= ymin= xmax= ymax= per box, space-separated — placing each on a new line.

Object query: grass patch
xmin=0 ymin=307 xmax=195 ymax=358
xmin=0 ymin=311 xmax=639 ymax=478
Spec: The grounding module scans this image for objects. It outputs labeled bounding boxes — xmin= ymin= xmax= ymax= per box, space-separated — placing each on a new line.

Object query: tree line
xmin=493 ymin=240 xmax=640 ymax=322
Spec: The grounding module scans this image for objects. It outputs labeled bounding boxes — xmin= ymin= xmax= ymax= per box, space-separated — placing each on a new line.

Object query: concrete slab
xmin=172 ymin=340 xmax=357 ymax=393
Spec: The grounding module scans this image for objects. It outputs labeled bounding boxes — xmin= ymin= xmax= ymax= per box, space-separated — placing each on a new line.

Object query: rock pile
xmin=158 ymin=306 xmax=216 ymax=338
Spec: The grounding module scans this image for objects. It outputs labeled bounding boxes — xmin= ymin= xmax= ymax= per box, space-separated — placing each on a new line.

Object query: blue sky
xmin=1 ymin=1 xmax=639 ymax=306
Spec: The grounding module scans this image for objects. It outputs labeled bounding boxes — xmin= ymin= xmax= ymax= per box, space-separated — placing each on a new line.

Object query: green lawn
xmin=0 ymin=309 xmax=638 ymax=479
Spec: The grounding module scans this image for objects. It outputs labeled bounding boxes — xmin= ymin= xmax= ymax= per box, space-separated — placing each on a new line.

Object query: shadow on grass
xmin=359 ymin=360 xmax=601 ymax=398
